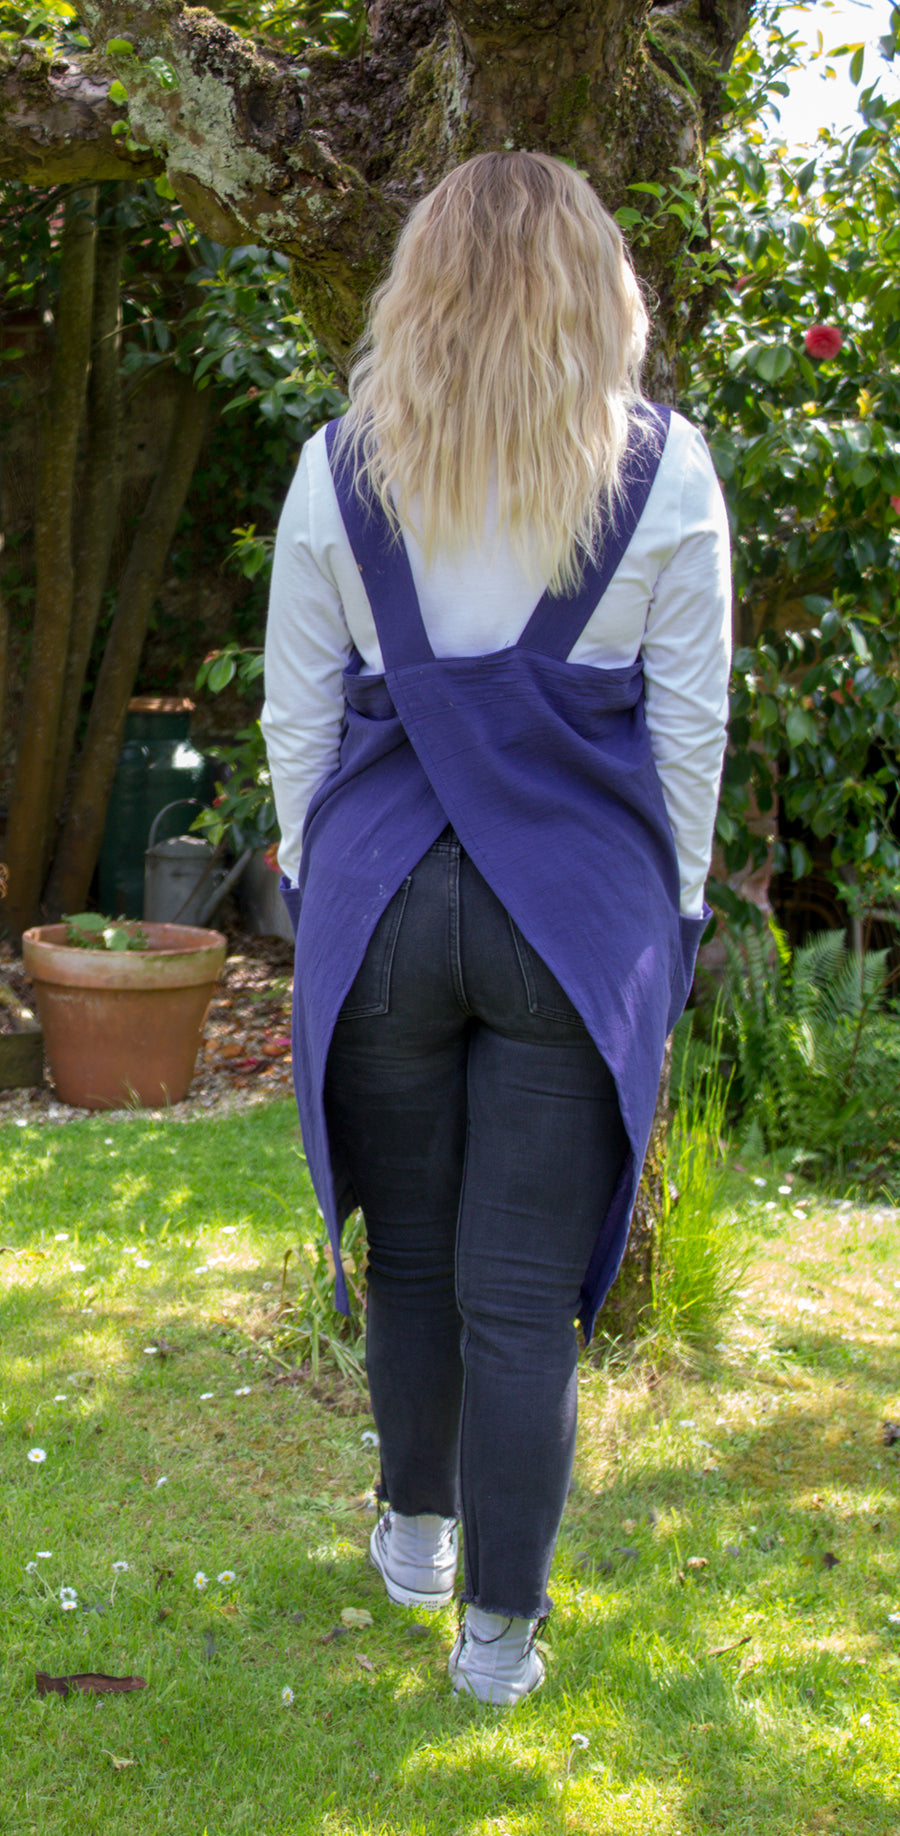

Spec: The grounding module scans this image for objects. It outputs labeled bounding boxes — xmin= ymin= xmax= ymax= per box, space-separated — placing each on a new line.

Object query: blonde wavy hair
xmin=334 ymin=150 xmax=649 ymax=594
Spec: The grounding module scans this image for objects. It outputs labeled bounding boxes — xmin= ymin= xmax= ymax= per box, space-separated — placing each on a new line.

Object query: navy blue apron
xmin=283 ymin=406 xmax=709 ymax=1338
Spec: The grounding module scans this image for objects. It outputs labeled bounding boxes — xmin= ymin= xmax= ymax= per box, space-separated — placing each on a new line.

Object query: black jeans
xmin=324 ymin=830 xmax=627 ymax=1619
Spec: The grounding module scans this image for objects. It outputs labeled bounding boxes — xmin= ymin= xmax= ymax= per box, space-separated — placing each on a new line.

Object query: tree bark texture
xmin=2 ymin=189 xmax=97 ymax=938
xmin=48 ymin=198 xmax=127 ymax=833
xmin=43 ymin=370 xmax=210 ymax=917
xmin=0 ymin=538 xmax=7 ymax=779
xmin=1 ymin=1 xmax=753 ymax=369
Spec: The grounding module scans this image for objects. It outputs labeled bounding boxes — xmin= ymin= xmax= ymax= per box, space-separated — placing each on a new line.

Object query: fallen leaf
xmin=355 ymin=1653 xmax=375 ymax=1671
xmin=101 ymin=1751 xmax=136 ymax=1771
xmin=822 ymin=1551 xmax=840 ymax=1569
xmin=36 ymin=1671 xmax=147 ymax=1698
xmin=882 ymin=1421 xmax=900 ymax=1447
xmin=707 ymin=1635 xmax=752 ymax=1657
xmin=321 ymin=1626 xmax=349 ymax=1644
xmin=340 ymin=1607 xmax=373 ymax=1628
xmin=687 ymin=1556 xmax=709 ymax=1570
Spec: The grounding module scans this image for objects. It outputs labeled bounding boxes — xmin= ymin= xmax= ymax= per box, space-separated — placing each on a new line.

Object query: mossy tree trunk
xmin=43 ymin=370 xmax=209 ymax=918
xmin=47 ymin=196 xmax=127 ymax=836
xmin=1 ymin=182 xmax=210 ymax=936
xmin=1 ymin=0 xmax=753 ymax=372
xmin=0 ymin=539 xmax=7 ymax=783
xmin=2 ymin=189 xmax=97 ymax=937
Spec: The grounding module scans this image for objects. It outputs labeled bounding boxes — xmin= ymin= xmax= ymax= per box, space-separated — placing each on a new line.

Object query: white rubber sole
xmin=368 ymin=1523 xmax=456 ymax=1609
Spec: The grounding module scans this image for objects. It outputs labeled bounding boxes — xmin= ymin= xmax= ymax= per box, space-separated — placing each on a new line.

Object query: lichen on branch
xmin=1 ymin=0 xmax=753 ymax=362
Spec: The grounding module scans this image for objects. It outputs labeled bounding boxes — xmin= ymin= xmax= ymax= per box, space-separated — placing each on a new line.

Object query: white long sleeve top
xmin=262 ymin=410 xmax=732 ymax=915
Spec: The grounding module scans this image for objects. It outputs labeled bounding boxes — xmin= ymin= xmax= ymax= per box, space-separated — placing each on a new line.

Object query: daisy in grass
xmin=27 ymin=1448 xmax=46 ymax=1464
xmin=193 ymin=1571 xmax=209 ymax=1591
xmin=281 ymin=1687 xmax=294 ymax=1706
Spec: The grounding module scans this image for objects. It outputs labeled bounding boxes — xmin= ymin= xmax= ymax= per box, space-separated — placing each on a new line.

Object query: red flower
xmin=890 ymin=495 xmax=900 ymax=515
xmin=804 ymin=324 xmax=843 ymax=361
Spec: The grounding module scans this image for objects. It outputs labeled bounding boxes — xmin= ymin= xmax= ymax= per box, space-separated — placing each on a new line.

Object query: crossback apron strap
xmin=324 ymin=420 xmax=435 ymax=669
xmin=326 ymin=404 xmax=670 ymax=669
xmin=515 ymin=404 xmax=671 ymax=660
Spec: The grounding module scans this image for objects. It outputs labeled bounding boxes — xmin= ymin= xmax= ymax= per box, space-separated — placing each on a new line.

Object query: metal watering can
xmin=143 ymin=800 xmax=251 ymax=927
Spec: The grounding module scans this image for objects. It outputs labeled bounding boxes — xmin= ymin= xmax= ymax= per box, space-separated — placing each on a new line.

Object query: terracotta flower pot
xmin=22 ymin=922 xmax=226 ymax=1111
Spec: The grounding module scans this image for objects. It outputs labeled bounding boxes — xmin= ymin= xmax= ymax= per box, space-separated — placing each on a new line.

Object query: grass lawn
xmin=1 ymin=1098 xmax=898 ymax=1835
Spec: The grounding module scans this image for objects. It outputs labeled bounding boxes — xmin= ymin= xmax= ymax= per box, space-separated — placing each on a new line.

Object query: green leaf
xmin=796 ymin=158 xmax=817 ymax=197
xmin=108 ymin=79 xmax=128 ymax=105
xmin=207 ymin=653 xmax=237 ymax=693
xmin=754 ymin=344 xmax=793 ymax=382
xmin=105 ymin=36 xmax=135 ymax=54
xmin=849 ymin=45 xmax=865 ymax=84
xmin=785 ymin=706 xmax=818 ymax=747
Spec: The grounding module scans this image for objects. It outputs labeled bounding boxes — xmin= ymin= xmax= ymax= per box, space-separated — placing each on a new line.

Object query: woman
xmin=262 ymin=151 xmax=731 ymax=1705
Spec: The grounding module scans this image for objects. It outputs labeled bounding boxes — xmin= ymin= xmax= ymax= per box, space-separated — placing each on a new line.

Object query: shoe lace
xmin=456 ymin=1606 xmax=549 ymax=1650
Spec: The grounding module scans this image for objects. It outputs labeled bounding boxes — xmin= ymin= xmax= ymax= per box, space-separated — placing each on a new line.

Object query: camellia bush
xmin=681 ymin=13 xmax=900 ymax=941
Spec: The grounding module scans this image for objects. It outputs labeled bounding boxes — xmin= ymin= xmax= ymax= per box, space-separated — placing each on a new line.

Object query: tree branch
xmin=0 ymin=43 xmax=158 ymax=184
xmin=0 ymin=0 xmax=753 ymax=365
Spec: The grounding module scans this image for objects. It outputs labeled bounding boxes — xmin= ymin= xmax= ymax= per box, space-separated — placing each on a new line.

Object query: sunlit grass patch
xmin=1 ymin=1108 xmax=899 ymax=1833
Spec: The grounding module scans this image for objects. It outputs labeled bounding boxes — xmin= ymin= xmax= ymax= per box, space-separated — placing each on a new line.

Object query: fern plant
xmin=723 ymin=923 xmax=893 ymax=1175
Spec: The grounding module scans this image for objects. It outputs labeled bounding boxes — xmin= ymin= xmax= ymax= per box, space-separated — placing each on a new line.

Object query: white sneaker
xmin=449 ymin=1608 xmax=546 ymax=1704
xmin=369 ymin=1510 xmax=458 ymax=1609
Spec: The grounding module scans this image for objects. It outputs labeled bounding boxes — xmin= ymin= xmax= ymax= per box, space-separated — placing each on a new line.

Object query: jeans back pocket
xmin=508 ymin=917 xmax=586 ymax=1026
xmin=338 ymin=877 xmax=412 ymax=1019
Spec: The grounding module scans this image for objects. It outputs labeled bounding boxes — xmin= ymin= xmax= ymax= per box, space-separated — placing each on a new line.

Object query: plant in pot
xmin=22 ymin=911 xmax=226 ymax=1111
